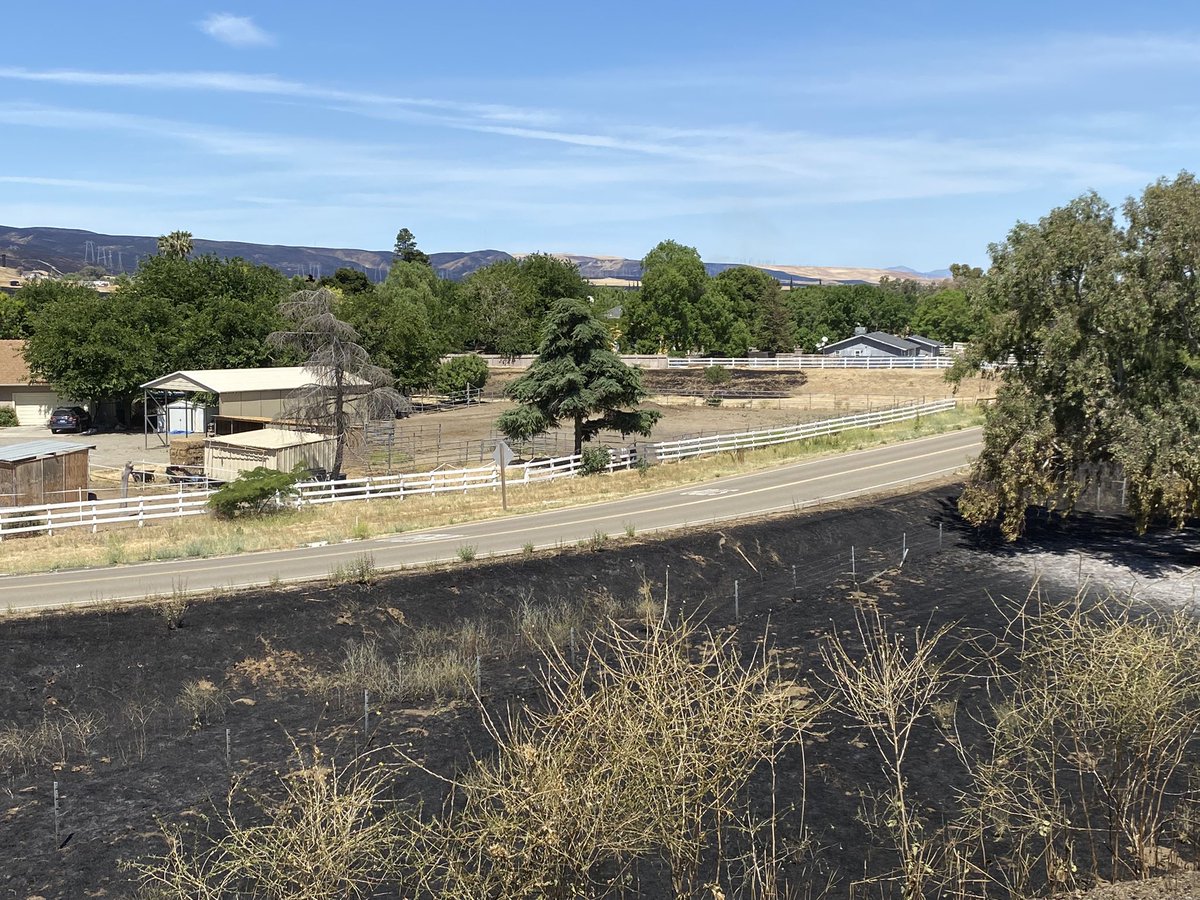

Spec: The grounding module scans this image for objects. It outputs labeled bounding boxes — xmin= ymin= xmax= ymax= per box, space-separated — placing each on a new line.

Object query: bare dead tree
xmin=268 ymin=288 xmax=407 ymax=477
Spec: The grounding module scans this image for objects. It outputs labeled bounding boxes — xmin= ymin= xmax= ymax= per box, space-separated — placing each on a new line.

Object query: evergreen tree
xmin=496 ymin=298 xmax=660 ymax=455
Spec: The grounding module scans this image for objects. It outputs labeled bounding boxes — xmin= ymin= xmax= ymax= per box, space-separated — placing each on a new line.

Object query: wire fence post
xmin=851 ymin=546 xmax=857 ymax=582
xmin=938 ymin=522 xmax=943 ymax=549
xmin=664 ymin=565 xmax=670 ymax=620
xmin=52 ymin=781 xmax=59 ymax=846
xmin=569 ymin=627 xmax=577 ymax=666
xmin=734 ymin=579 xmax=740 ymax=620
xmin=791 ymin=564 xmax=797 ymax=592
xmin=225 ymin=728 xmax=231 ymax=770
xmin=474 ymin=655 xmax=482 ymax=694
xmin=363 ymin=689 xmax=369 ymax=735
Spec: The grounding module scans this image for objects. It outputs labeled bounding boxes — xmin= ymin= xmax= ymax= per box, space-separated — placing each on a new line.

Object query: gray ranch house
xmin=821 ymin=327 xmax=943 ymax=358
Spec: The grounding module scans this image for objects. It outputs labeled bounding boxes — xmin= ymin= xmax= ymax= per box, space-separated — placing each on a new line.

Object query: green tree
xmin=435 ymin=354 xmax=490 ymax=394
xmin=157 ymin=230 xmax=194 ymax=259
xmin=910 ymin=288 xmax=974 ymax=344
xmin=393 ymin=228 xmax=430 ymax=266
xmin=341 ymin=263 xmax=440 ymax=390
xmin=708 ymin=266 xmax=795 ymax=354
xmin=118 ymin=254 xmax=288 ymax=370
xmin=694 ymin=288 xmax=751 ymax=356
xmin=639 ymin=240 xmax=707 ymax=352
xmin=25 ymin=287 xmax=176 ymax=415
xmin=0 ymin=293 xmax=30 ymax=339
xmin=496 ymin=298 xmax=661 ymax=455
xmin=11 ymin=279 xmax=98 ymax=316
xmin=463 ymin=254 xmax=589 ymax=355
xmin=955 ymin=174 xmax=1200 ymax=537
xmin=318 ymin=267 xmax=374 ymax=296
xmin=788 ymin=283 xmax=917 ymax=351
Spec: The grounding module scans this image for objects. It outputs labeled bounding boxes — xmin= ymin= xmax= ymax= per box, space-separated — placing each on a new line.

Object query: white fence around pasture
xmin=667 ymin=355 xmax=955 ymax=370
xmin=0 ymin=400 xmax=957 ymax=539
xmin=652 ymin=398 xmax=956 ymax=462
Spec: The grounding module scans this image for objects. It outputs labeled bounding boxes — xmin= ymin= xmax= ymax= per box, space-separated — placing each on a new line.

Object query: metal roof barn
xmin=0 ymin=440 xmax=94 ymax=507
xmin=140 ymin=367 xmax=372 ymax=448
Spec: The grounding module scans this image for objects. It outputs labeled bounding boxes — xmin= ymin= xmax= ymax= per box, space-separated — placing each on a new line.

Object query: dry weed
xmin=133 ymin=745 xmax=405 ymax=898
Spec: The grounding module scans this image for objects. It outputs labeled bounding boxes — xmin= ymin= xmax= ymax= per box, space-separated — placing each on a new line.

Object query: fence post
xmin=734 ymin=579 xmax=739 ymax=620
xmin=53 ymin=781 xmax=59 ymax=846
xmin=851 ymin=546 xmax=856 ymax=582
xmin=664 ymin=565 xmax=670 ymax=620
xmin=138 ymin=496 xmax=145 ymax=527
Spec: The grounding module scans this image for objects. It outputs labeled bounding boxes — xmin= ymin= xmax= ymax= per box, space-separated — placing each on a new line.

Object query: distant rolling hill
xmin=0 ymin=225 xmax=947 ymax=287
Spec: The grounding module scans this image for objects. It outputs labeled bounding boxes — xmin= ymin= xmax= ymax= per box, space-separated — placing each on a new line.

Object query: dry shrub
xmin=958 ymin=590 xmax=1200 ymax=895
xmin=818 ymin=606 xmax=951 ymax=899
xmin=133 ymin=746 xmax=404 ymax=899
xmin=400 ymin=617 xmax=814 ymax=899
xmin=155 ymin=591 xmax=189 ymax=630
xmin=0 ymin=708 xmax=102 ymax=773
xmin=177 ymin=678 xmax=227 ymax=728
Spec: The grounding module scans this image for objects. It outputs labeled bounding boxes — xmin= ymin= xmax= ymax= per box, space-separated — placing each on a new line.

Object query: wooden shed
xmin=204 ymin=429 xmax=336 ymax=482
xmin=0 ymin=440 xmax=95 ymax=507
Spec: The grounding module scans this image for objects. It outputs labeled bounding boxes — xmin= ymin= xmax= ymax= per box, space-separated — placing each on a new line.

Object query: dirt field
xmin=3 ymin=488 xmax=1196 ymax=898
xmin=383 ymin=367 xmax=994 ymax=470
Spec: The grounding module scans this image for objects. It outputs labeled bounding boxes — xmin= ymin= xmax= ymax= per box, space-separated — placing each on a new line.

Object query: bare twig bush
xmin=818 ymin=606 xmax=951 ymax=899
xmin=177 ymin=678 xmax=228 ymax=728
xmin=398 ymin=617 xmax=815 ymax=899
xmin=133 ymin=745 xmax=405 ymax=898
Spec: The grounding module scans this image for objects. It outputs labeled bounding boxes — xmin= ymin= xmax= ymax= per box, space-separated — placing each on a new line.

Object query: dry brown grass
xmin=399 ymin=617 xmax=816 ymax=899
xmin=133 ymin=746 xmax=406 ymax=899
xmin=0 ymin=407 xmax=981 ymax=578
xmin=0 ymin=709 xmax=103 ymax=774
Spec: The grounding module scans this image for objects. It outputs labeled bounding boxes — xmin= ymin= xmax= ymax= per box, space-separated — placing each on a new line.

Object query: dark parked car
xmin=49 ymin=406 xmax=92 ymax=434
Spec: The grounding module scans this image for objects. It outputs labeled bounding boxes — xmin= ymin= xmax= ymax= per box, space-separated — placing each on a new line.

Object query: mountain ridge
xmin=0 ymin=225 xmax=948 ymax=286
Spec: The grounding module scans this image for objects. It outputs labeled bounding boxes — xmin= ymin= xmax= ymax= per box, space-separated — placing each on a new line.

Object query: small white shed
xmin=166 ymin=400 xmax=216 ymax=435
xmin=204 ymin=429 xmax=336 ymax=482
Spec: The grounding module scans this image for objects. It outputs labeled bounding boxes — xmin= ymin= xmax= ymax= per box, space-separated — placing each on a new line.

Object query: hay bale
xmin=169 ymin=437 xmax=206 ymax=468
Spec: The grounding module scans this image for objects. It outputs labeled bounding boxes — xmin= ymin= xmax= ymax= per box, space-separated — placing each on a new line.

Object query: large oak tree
xmin=955 ymin=173 xmax=1200 ymax=537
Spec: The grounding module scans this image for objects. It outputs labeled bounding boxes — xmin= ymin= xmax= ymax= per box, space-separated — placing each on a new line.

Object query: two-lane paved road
xmin=0 ymin=428 xmax=981 ymax=612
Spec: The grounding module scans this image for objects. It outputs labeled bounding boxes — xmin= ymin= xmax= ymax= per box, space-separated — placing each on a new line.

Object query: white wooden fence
xmin=667 ymin=355 xmax=955 ymax=370
xmin=0 ymin=400 xmax=956 ymax=538
xmin=652 ymin=399 xmax=956 ymax=462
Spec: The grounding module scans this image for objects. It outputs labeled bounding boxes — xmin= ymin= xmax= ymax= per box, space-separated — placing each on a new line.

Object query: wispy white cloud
xmin=199 ymin=13 xmax=274 ymax=48
xmin=0 ymin=66 xmax=556 ymax=126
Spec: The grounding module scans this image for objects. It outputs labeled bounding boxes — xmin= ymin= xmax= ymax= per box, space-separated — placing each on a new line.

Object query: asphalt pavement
xmin=0 ymin=427 xmax=981 ymax=612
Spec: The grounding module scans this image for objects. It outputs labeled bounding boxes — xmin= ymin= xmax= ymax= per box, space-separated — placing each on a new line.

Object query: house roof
xmin=142 ymin=367 xmax=367 ymax=394
xmin=906 ymin=334 xmax=942 ymax=347
xmin=0 ymin=440 xmax=95 ymax=464
xmin=0 ymin=340 xmax=38 ymax=387
xmin=206 ymin=428 xmax=333 ymax=450
xmin=823 ymin=331 xmax=920 ymax=354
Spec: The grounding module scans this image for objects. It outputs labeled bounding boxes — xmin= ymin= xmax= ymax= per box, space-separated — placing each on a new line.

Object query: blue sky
xmin=0 ymin=1 xmax=1195 ymax=270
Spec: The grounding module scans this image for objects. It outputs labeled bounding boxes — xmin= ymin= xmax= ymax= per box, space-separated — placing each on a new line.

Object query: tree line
xmin=0 ymin=228 xmax=978 ymax=420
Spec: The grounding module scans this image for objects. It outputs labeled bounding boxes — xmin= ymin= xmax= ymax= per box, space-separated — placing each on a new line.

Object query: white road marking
xmin=385 ymin=533 xmax=466 ymax=543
